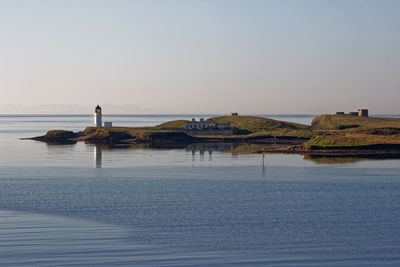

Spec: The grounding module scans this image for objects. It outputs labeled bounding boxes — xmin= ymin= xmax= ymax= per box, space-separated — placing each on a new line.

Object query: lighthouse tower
xmin=94 ymin=105 xmax=102 ymax=127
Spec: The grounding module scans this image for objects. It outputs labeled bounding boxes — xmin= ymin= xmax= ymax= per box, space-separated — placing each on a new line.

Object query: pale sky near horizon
xmin=1 ymin=0 xmax=399 ymax=114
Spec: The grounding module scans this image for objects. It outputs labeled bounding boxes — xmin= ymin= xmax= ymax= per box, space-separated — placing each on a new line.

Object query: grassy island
xmin=157 ymin=115 xmax=312 ymax=139
xmin=306 ymin=115 xmax=400 ymax=149
xmin=30 ymin=114 xmax=400 ymax=155
xmin=311 ymin=114 xmax=400 ymax=130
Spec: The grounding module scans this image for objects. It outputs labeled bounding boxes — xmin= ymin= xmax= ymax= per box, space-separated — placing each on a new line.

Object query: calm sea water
xmin=1 ymin=114 xmax=400 ymax=266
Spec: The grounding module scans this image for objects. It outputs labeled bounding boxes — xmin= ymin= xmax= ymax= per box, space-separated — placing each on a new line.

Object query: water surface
xmin=1 ymin=114 xmax=400 ymax=266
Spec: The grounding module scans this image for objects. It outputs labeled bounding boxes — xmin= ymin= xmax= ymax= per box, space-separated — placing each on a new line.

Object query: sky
xmin=1 ymin=0 xmax=399 ymax=114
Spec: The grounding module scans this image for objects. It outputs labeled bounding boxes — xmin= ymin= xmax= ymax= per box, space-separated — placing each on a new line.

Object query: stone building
xmin=335 ymin=109 xmax=369 ymax=117
xmin=358 ymin=109 xmax=368 ymax=117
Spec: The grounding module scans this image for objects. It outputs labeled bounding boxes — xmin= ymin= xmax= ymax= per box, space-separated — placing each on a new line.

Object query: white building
xmin=94 ymin=105 xmax=102 ymax=127
xmin=185 ymin=118 xmax=230 ymax=130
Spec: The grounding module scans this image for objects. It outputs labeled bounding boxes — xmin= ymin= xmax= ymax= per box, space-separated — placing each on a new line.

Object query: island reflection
xmin=90 ymin=142 xmax=274 ymax=168
xmin=88 ymin=142 xmax=400 ymax=168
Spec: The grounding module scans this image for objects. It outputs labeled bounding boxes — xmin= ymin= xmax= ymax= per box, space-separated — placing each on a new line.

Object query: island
xmin=27 ymin=114 xmax=400 ymax=157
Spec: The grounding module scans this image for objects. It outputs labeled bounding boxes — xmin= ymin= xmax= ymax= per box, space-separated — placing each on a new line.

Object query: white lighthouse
xmin=94 ymin=105 xmax=102 ymax=127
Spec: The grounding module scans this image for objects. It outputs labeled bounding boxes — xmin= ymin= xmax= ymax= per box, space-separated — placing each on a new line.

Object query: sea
xmin=0 ymin=114 xmax=400 ymax=266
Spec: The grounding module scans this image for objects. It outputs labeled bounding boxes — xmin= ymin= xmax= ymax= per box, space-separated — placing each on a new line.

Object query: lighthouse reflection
xmin=94 ymin=145 xmax=102 ymax=168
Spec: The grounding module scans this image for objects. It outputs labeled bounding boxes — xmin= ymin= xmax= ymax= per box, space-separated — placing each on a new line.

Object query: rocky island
xmin=28 ymin=114 xmax=400 ymax=157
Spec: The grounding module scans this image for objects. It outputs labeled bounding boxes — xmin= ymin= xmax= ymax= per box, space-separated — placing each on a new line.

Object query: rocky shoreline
xmin=27 ymin=130 xmax=201 ymax=144
xmin=27 ymin=129 xmax=306 ymax=145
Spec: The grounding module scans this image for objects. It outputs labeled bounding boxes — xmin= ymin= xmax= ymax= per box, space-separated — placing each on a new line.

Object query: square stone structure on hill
xmin=358 ymin=109 xmax=368 ymax=117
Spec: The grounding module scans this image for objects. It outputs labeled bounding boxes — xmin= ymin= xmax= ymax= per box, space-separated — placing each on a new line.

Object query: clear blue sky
xmin=1 ymin=0 xmax=399 ymax=114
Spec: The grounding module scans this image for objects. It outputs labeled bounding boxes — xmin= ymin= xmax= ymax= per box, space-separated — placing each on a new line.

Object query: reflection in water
xmin=88 ymin=142 xmax=400 ymax=170
xmin=186 ymin=143 xmax=232 ymax=154
xmin=87 ymin=142 xmax=400 ymax=168
xmin=304 ymin=154 xmax=400 ymax=164
xmin=89 ymin=142 xmax=286 ymax=169
xmin=262 ymin=150 xmax=265 ymax=175
xmin=188 ymin=143 xmax=232 ymax=162
xmin=94 ymin=145 xmax=102 ymax=168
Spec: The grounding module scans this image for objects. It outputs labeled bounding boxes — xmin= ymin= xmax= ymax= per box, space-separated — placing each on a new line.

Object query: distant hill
xmin=311 ymin=114 xmax=400 ymax=130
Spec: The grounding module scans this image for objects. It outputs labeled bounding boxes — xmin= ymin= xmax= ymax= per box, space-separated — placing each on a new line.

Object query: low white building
xmin=185 ymin=118 xmax=230 ymax=130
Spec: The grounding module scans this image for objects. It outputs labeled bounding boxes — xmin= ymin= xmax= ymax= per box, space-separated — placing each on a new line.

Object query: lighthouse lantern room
xmin=94 ymin=105 xmax=102 ymax=127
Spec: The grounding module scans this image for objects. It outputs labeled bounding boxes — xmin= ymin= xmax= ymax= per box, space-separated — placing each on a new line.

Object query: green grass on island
xmin=207 ymin=116 xmax=309 ymax=132
xmin=154 ymin=120 xmax=187 ymax=129
xmin=82 ymin=126 xmax=194 ymax=143
xmin=306 ymin=133 xmax=400 ymax=148
xmin=306 ymin=114 xmax=400 ymax=148
xmin=156 ymin=115 xmax=311 ymax=138
xmin=312 ymin=114 xmax=400 ymax=130
xmin=46 ymin=130 xmax=73 ymax=135
xmin=45 ymin=130 xmax=76 ymax=138
xmin=83 ymin=126 xmax=152 ymax=139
